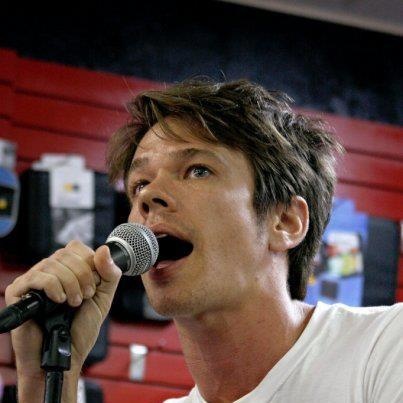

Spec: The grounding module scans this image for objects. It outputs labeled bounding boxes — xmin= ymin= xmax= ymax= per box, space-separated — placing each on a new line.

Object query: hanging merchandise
xmin=0 ymin=139 xmax=19 ymax=238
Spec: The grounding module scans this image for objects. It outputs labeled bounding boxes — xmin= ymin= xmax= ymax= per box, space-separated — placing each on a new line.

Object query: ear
xmin=268 ymin=196 xmax=309 ymax=252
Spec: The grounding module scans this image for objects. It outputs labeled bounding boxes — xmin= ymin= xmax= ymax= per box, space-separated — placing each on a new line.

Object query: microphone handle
xmin=107 ymin=241 xmax=131 ymax=274
xmin=0 ymin=290 xmax=61 ymax=333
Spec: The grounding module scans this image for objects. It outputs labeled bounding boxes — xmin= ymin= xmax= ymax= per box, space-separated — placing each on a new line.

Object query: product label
xmin=50 ymin=166 xmax=94 ymax=209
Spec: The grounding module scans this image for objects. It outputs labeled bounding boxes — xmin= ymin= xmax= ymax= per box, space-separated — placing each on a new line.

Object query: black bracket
xmin=37 ymin=304 xmax=76 ymax=403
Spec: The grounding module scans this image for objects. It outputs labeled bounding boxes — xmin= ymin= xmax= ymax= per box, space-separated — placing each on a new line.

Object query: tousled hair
xmin=107 ymin=78 xmax=344 ymax=300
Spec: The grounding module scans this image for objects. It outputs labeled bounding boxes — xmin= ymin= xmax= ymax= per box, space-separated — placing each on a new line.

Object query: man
xmin=6 ymin=79 xmax=402 ymax=402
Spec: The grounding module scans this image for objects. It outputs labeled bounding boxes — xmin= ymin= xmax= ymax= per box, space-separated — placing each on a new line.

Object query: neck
xmin=174 ymin=293 xmax=314 ymax=403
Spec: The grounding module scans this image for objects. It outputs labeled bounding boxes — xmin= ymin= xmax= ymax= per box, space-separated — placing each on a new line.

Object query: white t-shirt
xmin=165 ymin=302 xmax=403 ymax=403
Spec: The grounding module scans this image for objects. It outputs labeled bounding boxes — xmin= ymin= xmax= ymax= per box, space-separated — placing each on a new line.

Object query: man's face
xmin=127 ymin=119 xmax=270 ymax=318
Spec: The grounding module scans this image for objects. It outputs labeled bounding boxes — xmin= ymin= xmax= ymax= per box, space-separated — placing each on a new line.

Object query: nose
xmin=141 ymin=196 xmax=168 ymax=214
xmin=136 ymin=173 xmax=178 ymax=219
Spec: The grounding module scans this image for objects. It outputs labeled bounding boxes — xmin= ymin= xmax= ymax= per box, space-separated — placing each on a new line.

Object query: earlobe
xmin=269 ymin=196 xmax=309 ymax=252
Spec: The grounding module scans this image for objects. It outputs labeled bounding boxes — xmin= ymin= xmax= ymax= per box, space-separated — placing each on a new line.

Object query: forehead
xmin=135 ymin=118 xmax=211 ymax=154
xmin=129 ymin=118 xmax=253 ymax=177
xmin=133 ymin=118 xmax=239 ymax=162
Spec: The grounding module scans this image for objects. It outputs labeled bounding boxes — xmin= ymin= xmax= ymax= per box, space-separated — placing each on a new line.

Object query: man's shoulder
xmin=311 ymin=301 xmax=403 ymax=348
xmin=360 ymin=303 xmax=403 ymax=401
xmin=319 ymin=301 xmax=403 ymax=324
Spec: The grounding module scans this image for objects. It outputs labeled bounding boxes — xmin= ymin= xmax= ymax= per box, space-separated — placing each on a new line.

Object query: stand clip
xmin=37 ymin=305 xmax=75 ymax=403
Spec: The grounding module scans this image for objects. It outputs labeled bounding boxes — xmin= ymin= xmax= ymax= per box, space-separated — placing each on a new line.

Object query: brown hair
xmin=107 ymin=78 xmax=344 ymax=300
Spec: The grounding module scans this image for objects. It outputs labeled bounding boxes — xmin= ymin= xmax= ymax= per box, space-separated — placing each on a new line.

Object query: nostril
xmin=152 ymin=198 xmax=168 ymax=207
xmin=142 ymin=202 xmax=150 ymax=214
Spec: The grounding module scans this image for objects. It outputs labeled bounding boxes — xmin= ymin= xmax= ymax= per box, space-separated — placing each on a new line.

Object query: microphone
xmin=0 ymin=223 xmax=159 ymax=333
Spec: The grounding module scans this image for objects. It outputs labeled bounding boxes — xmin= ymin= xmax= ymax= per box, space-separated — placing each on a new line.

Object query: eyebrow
xmin=127 ymin=147 xmax=226 ymax=176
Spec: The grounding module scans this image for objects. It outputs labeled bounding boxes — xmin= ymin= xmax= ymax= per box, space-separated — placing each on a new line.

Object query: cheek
xmin=214 ymin=185 xmax=256 ymax=228
xmin=199 ymin=186 xmax=259 ymax=254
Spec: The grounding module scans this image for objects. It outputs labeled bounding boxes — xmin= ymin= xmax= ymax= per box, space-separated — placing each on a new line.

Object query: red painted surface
xmin=110 ymin=321 xmax=171 ymax=350
xmin=0 ymin=268 xmax=26 ymax=294
xmin=0 ymin=370 xmax=190 ymax=401
xmin=336 ymin=182 xmax=403 ymax=221
xmin=93 ymin=378 xmax=189 ymax=403
xmin=0 ymin=118 xmax=11 ymax=139
xmin=17 ymin=58 xmax=162 ymax=110
xmin=145 ymin=351 xmax=193 ymax=387
xmin=110 ymin=321 xmax=182 ymax=353
xmin=0 ymin=297 xmax=13 ymax=366
xmin=338 ymin=152 xmax=403 ymax=192
xmin=85 ymin=346 xmax=193 ymax=388
xmin=398 ymin=256 xmax=403 ymax=288
xmin=5 ymin=126 xmax=108 ymax=172
xmin=15 ymin=159 xmax=32 ymax=174
xmin=0 ymin=49 xmax=17 ymax=83
xmin=0 ymin=84 xmax=14 ymax=118
xmin=300 ymin=108 xmax=403 ymax=160
xmin=0 ymin=366 xmax=16 ymax=385
xmin=13 ymin=93 xmax=128 ymax=141
xmin=0 ymin=333 xmax=12 ymax=366
xmin=1 ymin=48 xmax=402 ymax=401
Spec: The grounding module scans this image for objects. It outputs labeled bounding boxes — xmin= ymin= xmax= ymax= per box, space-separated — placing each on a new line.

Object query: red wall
xmin=0 ymin=48 xmax=190 ymax=402
xmin=0 ymin=48 xmax=402 ymax=401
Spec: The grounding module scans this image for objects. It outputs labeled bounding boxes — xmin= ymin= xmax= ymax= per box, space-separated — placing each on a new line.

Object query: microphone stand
xmin=37 ymin=305 xmax=75 ymax=403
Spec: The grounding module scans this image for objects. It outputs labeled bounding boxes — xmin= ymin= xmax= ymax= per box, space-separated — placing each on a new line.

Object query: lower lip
xmin=147 ymin=256 xmax=189 ymax=281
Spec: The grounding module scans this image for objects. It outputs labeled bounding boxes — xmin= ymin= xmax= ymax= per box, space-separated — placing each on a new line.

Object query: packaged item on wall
xmin=3 ymin=154 xmax=114 ymax=365
xmin=8 ymin=154 xmax=114 ymax=263
xmin=0 ymin=139 xmax=19 ymax=238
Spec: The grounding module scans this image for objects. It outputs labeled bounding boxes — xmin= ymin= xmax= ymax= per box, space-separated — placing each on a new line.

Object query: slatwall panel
xmin=0 ymin=366 xmax=191 ymax=403
xmin=0 ymin=84 xmax=14 ymax=118
xmin=110 ymin=321 xmax=183 ymax=353
xmin=84 ymin=346 xmax=193 ymax=388
xmin=0 ymin=49 xmax=192 ymax=401
xmin=301 ymin=109 xmax=403 ymax=302
xmin=13 ymin=93 xmax=127 ymax=140
xmin=16 ymin=58 xmax=161 ymax=110
xmin=0 ymin=48 xmax=402 ymax=400
xmin=338 ymin=153 xmax=402 ymax=192
xmin=91 ymin=379 xmax=188 ymax=403
xmin=300 ymin=108 xmax=403 ymax=159
xmin=0 ymin=49 xmax=17 ymax=84
xmin=399 ymin=257 xmax=403 ymax=288
xmin=0 ymin=48 xmax=154 ymax=174
xmin=6 ymin=127 xmax=108 ymax=172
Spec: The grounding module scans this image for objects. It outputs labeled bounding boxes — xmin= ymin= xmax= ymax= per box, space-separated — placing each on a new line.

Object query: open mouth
xmin=155 ymin=234 xmax=194 ymax=266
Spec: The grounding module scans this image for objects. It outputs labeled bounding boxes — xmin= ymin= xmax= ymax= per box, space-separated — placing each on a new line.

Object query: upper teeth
xmin=156 ymin=233 xmax=168 ymax=238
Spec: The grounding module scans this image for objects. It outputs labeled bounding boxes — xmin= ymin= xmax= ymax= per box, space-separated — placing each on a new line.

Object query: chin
xmin=148 ymin=297 xmax=191 ymax=318
xmin=145 ymin=288 xmax=203 ymax=318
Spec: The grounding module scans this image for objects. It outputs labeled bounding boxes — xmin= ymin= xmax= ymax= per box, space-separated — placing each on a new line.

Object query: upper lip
xmin=148 ymin=223 xmax=192 ymax=243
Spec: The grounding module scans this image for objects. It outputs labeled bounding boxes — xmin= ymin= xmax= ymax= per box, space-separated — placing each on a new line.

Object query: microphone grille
xmin=106 ymin=223 xmax=159 ymax=276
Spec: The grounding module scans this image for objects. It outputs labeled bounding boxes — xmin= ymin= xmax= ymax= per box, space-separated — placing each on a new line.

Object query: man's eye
xmin=186 ymin=165 xmax=212 ymax=179
xmin=131 ymin=180 xmax=148 ymax=196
